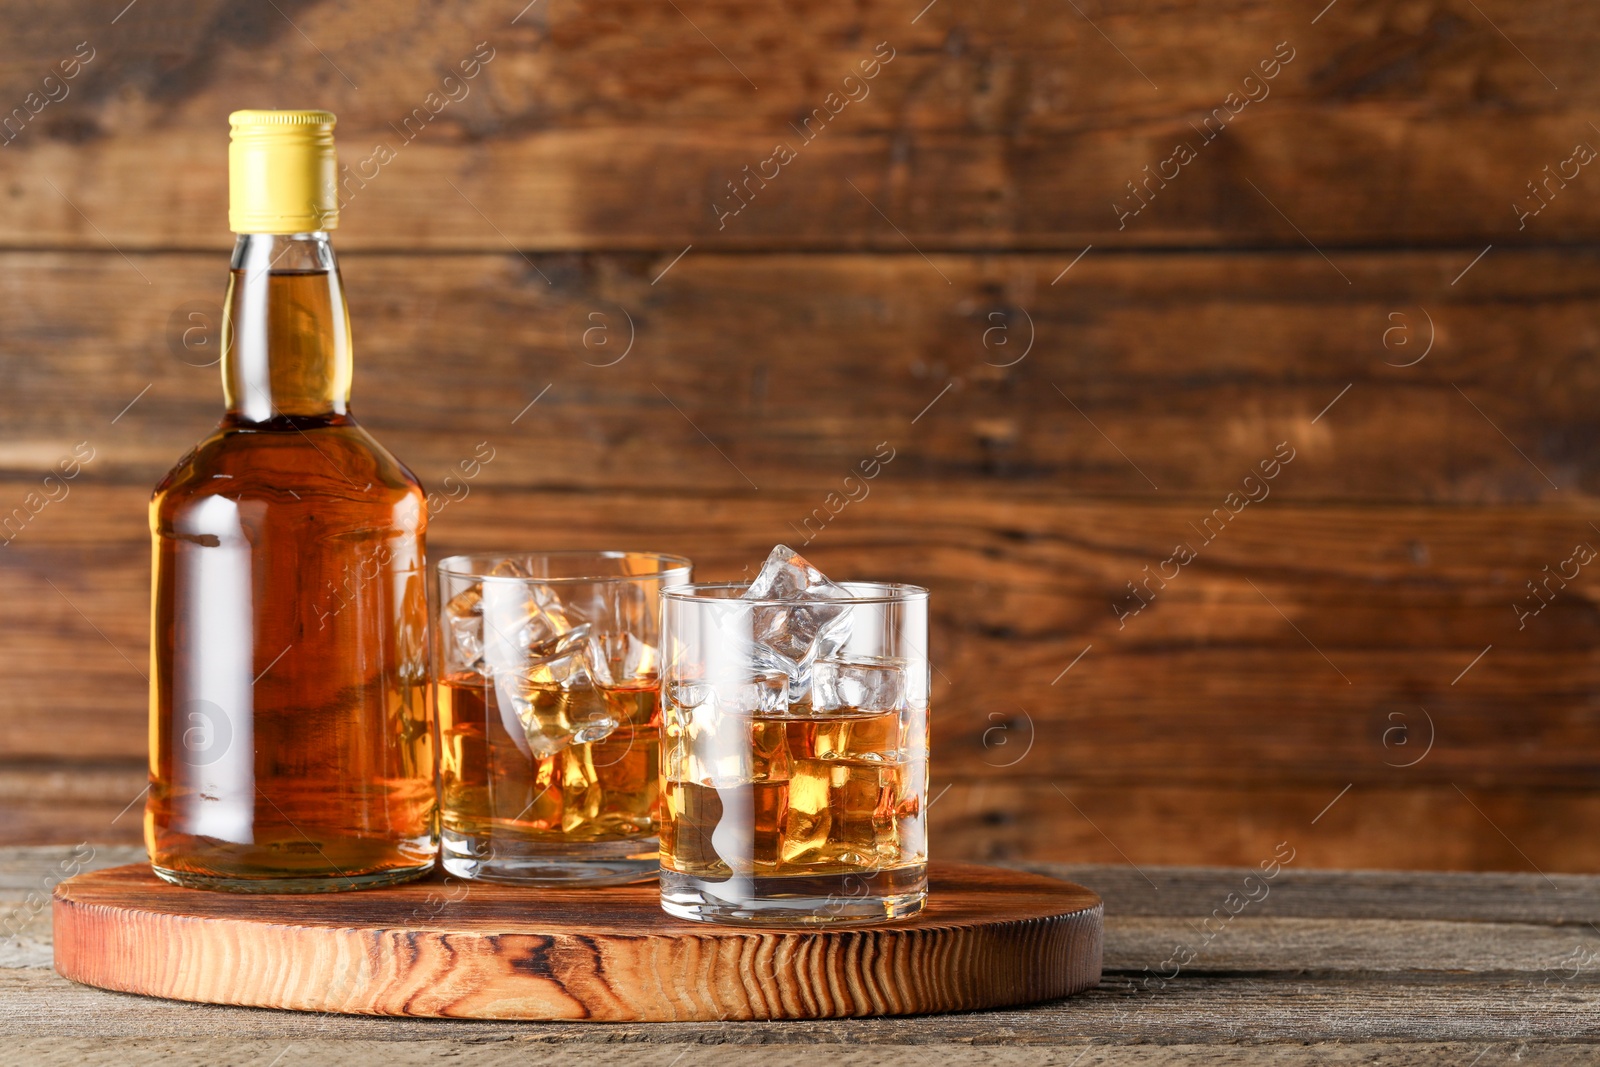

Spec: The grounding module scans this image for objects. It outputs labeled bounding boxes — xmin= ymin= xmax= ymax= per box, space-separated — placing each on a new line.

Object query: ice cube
xmin=559 ymin=749 xmax=602 ymax=832
xmin=664 ymin=667 xmax=784 ymax=790
xmin=446 ymin=584 xmax=483 ymax=616
xmin=741 ymin=545 xmax=855 ymax=702
xmin=508 ymin=627 xmax=620 ymax=756
xmin=448 ymin=616 xmax=486 ymax=673
xmin=667 ymin=654 xmax=787 ymax=716
xmin=444 ymin=584 xmax=488 ymax=673
xmin=670 ymin=667 xmax=787 ymax=716
xmin=666 ymin=677 xmax=714 ymax=710
xmin=780 ymin=759 xmax=834 ymax=864
xmin=520 ymin=624 xmax=593 ymax=685
xmin=744 ymin=545 xmax=849 ymax=601
xmin=480 ymin=577 xmax=615 ymax=758
xmin=509 ymin=583 xmax=580 ymax=653
xmin=812 ymin=656 xmax=911 ymax=713
xmin=750 ymin=716 xmax=794 ymax=783
xmin=586 ymin=631 xmax=660 ymax=687
xmin=716 ymin=668 xmax=790 ymax=716
xmin=504 ymin=670 xmax=618 ymax=758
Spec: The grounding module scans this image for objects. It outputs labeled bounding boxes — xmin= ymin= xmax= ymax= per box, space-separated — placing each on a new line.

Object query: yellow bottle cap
xmin=227 ymin=109 xmax=339 ymax=234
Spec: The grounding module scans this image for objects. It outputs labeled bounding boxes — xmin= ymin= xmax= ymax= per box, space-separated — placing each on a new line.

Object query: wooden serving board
xmin=53 ymin=862 xmax=1102 ymax=1021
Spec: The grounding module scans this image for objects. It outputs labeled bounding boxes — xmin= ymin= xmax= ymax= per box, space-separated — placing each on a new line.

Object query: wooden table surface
xmin=4 ymin=845 xmax=1598 ymax=1065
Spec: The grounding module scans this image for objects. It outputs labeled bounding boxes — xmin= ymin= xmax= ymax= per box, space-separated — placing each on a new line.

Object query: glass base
xmin=659 ymin=865 xmax=927 ymax=926
xmin=441 ymin=828 xmax=659 ymax=886
xmin=150 ymin=862 xmax=434 ymax=894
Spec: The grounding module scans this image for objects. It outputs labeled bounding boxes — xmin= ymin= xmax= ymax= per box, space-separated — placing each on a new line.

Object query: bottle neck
xmin=222 ymin=232 xmax=353 ymax=422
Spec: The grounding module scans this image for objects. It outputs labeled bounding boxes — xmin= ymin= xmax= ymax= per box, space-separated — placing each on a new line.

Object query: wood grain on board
xmin=51 ymin=862 xmax=1104 ymax=1020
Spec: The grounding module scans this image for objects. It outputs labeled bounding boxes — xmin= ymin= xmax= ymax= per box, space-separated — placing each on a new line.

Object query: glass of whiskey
xmin=659 ymin=578 xmax=930 ymax=924
xmin=435 ymin=551 xmax=691 ymax=885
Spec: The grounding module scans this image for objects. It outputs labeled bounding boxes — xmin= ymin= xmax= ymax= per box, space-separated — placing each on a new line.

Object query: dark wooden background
xmin=2 ymin=0 xmax=1596 ymax=872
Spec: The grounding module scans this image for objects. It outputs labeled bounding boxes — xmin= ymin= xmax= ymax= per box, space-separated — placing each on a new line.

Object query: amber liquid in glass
xmin=660 ymin=704 xmax=924 ymax=880
xmin=437 ymin=671 xmax=659 ymax=843
xmin=147 ymin=237 xmax=436 ymax=891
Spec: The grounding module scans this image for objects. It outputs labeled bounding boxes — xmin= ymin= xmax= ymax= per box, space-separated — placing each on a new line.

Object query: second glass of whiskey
xmin=436 ymin=551 xmax=691 ymax=885
xmin=659 ymin=581 xmax=930 ymax=924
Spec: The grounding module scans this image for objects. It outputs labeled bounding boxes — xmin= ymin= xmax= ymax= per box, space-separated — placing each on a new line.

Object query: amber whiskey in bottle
xmin=145 ymin=110 xmax=436 ymax=891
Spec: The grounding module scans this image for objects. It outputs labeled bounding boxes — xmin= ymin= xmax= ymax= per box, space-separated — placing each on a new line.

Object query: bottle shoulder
xmin=152 ymin=416 xmax=425 ymax=527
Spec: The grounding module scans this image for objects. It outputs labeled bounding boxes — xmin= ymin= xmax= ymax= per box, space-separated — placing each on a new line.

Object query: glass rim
xmin=661 ymin=579 xmax=928 ymax=606
xmin=436 ymin=550 xmax=693 ymax=585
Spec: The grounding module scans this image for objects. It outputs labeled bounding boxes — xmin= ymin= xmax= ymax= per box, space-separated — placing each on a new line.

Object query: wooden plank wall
xmin=2 ymin=0 xmax=1597 ymax=871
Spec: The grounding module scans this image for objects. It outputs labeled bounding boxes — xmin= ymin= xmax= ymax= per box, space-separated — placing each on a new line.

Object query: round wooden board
xmin=54 ymin=861 xmax=1101 ymax=1021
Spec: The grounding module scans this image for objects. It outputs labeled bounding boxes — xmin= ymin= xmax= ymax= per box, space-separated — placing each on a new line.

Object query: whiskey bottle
xmin=146 ymin=110 xmax=436 ymax=891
